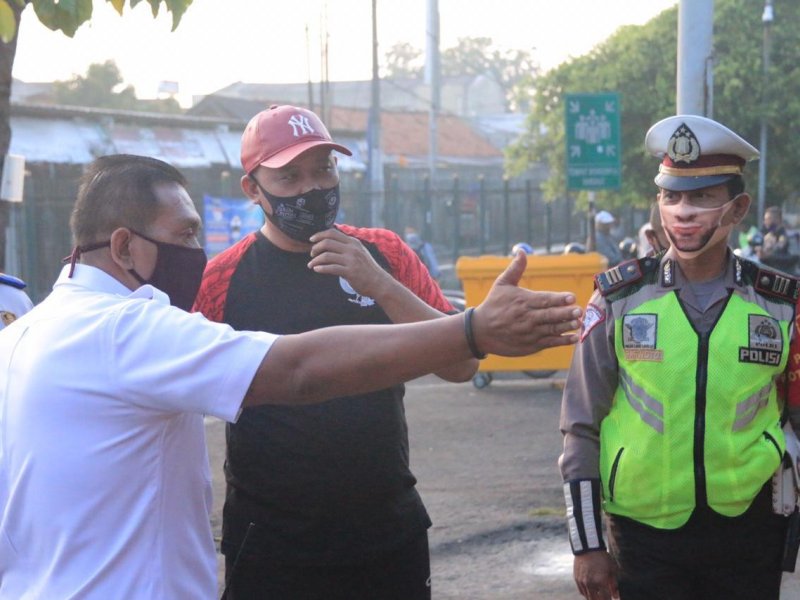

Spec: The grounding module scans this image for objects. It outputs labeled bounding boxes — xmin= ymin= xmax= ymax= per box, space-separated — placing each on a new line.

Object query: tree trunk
xmin=0 ymin=3 xmax=23 ymax=272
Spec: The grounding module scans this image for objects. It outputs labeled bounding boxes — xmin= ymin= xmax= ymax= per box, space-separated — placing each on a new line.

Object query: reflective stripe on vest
xmin=601 ymin=290 xmax=789 ymax=529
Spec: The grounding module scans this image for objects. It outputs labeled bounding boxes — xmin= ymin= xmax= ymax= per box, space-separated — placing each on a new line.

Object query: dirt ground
xmin=206 ymin=372 xmax=800 ymax=599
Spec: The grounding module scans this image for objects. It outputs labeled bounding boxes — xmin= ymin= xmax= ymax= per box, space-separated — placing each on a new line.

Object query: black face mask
xmin=251 ymin=177 xmax=340 ymax=242
xmin=126 ymin=230 xmax=208 ymax=311
xmin=68 ymin=230 xmax=208 ymax=311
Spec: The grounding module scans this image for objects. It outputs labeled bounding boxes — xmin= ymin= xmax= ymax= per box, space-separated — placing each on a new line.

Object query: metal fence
xmin=8 ymin=165 xmax=645 ymax=302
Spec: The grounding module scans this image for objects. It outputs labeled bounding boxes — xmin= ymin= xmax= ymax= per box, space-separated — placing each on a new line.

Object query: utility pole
xmin=318 ymin=4 xmax=330 ymax=124
xmin=676 ymin=0 xmax=714 ymax=116
xmin=305 ymin=24 xmax=314 ymax=111
xmin=425 ymin=0 xmax=440 ymax=182
xmin=367 ymin=0 xmax=384 ymax=227
xmin=757 ymin=0 xmax=774 ymax=223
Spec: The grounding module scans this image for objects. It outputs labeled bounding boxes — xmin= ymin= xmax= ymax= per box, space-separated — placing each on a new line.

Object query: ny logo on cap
xmin=287 ymin=114 xmax=315 ymax=137
xmin=667 ymin=123 xmax=701 ymax=164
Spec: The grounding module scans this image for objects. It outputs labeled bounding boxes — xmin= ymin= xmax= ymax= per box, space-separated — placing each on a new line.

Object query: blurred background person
xmin=760 ymin=206 xmax=789 ymax=254
xmin=404 ymin=225 xmax=441 ymax=280
xmin=594 ymin=210 xmax=623 ymax=266
xmin=756 ymin=205 xmax=800 ymax=274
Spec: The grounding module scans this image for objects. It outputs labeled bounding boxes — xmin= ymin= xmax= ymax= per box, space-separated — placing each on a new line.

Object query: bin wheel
xmin=523 ymin=370 xmax=557 ymax=379
xmin=473 ymin=372 xmax=493 ymax=389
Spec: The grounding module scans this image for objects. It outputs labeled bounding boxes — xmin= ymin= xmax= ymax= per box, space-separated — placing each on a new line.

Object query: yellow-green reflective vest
xmin=600 ymin=290 xmax=789 ymax=529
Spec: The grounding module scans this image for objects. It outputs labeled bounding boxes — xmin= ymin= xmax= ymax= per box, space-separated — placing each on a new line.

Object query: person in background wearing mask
xmin=0 ymin=272 xmax=33 ymax=330
xmin=0 ymin=154 xmax=583 ymax=600
xmin=194 ymin=105 xmax=482 ymax=599
xmin=560 ymin=115 xmax=800 ymax=600
xmin=594 ymin=210 xmax=623 ymax=266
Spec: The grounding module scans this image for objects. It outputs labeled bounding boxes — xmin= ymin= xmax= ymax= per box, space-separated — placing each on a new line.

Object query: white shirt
xmin=0 ymin=265 xmax=277 ymax=599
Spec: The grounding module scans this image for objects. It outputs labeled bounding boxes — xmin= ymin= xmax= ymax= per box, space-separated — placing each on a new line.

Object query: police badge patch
xmin=0 ymin=311 xmax=17 ymax=326
xmin=580 ymin=304 xmax=605 ymax=342
xmin=622 ymin=313 xmax=663 ymax=361
xmin=739 ymin=314 xmax=783 ymax=366
xmin=667 ymin=123 xmax=701 ymax=164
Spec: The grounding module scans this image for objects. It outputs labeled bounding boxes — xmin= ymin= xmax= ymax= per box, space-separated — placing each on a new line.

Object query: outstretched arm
xmin=243 ymin=251 xmax=581 ymax=407
xmin=307 ymin=227 xmax=477 ymax=382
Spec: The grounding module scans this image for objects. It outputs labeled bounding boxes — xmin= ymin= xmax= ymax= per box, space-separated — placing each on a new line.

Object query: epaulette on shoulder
xmin=595 ymin=256 xmax=661 ymax=299
xmin=738 ymin=258 xmax=800 ymax=304
xmin=0 ymin=273 xmax=26 ymax=289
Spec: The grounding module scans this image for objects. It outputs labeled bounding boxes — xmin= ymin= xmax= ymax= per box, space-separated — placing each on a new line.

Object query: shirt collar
xmin=53 ymin=263 xmax=170 ymax=304
xmin=659 ymin=248 xmax=740 ymax=291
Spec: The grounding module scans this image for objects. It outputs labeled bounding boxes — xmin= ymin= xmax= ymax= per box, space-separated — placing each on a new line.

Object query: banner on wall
xmin=203 ymin=195 xmax=263 ymax=257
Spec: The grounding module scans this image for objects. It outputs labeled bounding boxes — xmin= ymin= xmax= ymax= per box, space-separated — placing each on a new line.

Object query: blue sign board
xmin=203 ymin=195 xmax=264 ymax=257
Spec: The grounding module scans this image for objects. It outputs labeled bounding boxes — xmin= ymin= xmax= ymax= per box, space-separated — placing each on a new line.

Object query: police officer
xmin=0 ymin=272 xmax=32 ymax=330
xmin=560 ymin=115 xmax=799 ymax=600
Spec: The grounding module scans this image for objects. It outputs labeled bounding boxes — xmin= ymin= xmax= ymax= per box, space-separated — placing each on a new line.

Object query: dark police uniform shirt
xmin=194 ymin=224 xmax=453 ymax=564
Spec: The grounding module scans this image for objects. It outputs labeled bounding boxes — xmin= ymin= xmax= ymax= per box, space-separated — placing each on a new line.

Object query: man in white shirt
xmin=0 ymin=154 xmax=583 ymax=599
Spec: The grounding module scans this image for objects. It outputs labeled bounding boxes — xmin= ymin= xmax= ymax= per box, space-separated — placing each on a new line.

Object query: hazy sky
xmin=13 ymin=0 xmax=677 ymax=105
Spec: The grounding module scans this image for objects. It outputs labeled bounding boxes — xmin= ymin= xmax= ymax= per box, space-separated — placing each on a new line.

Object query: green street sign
xmin=565 ymin=93 xmax=621 ymax=190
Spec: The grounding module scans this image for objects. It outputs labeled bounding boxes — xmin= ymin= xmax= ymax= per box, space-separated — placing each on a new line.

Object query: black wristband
xmin=464 ymin=307 xmax=487 ymax=360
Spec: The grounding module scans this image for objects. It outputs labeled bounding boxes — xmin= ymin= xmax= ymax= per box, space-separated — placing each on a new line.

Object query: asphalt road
xmin=206 ymin=372 xmax=800 ymax=599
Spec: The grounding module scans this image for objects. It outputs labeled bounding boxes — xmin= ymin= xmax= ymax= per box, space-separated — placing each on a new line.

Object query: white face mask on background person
xmin=659 ymin=195 xmax=739 ymax=260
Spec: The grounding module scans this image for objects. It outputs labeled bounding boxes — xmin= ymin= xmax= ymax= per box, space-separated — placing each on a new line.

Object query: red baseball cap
xmin=240 ymin=105 xmax=352 ymax=173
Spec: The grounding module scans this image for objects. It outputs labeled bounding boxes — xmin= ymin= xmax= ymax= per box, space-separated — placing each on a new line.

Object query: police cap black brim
xmin=654 ymin=172 xmax=735 ymax=192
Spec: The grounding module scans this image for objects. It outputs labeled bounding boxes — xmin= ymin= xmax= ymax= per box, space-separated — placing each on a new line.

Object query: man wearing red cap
xmin=193 ymin=105 xmax=477 ymax=598
xmin=559 ymin=115 xmax=800 ymax=600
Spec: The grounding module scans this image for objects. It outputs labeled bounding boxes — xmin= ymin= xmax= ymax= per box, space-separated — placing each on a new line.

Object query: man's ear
xmin=241 ymin=175 xmax=260 ymax=204
xmin=109 ymin=228 xmax=135 ymax=270
xmin=729 ymin=193 xmax=752 ymax=225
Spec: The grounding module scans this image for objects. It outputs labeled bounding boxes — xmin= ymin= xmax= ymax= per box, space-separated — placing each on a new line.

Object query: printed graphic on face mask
xmin=256 ymin=182 xmax=341 ymax=242
xmin=659 ymin=195 xmax=738 ymax=259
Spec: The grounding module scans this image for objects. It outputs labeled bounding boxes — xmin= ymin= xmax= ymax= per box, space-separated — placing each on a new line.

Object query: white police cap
xmin=595 ymin=210 xmax=615 ymax=225
xmin=645 ymin=115 xmax=759 ymax=192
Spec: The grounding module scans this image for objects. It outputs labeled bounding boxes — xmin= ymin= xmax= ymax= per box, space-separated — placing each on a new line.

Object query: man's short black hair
xmin=726 ymin=175 xmax=745 ymax=199
xmin=70 ymin=154 xmax=188 ymax=247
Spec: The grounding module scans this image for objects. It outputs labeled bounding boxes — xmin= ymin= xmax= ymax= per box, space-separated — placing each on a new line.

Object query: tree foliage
xmin=383 ymin=36 xmax=538 ymax=111
xmin=442 ymin=37 xmax=538 ymax=112
xmin=508 ymin=0 xmax=800 ymax=209
xmin=51 ymin=60 xmax=182 ymax=113
xmin=0 ymin=0 xmax=191 ymax=42
xmin=53 ymin=60 xmax=138 ymax=110
xmin=0 ymin=0 xmax=192 ymax=270
xmin=384 ymin=42 xmax=423 ymax=79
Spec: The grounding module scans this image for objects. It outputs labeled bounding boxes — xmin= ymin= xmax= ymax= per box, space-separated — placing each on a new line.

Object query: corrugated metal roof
xmin=7 ymin=101 xmax=492 ymax=170
xmin=105 ymin=122 xmax=226 ymax=168
xmin=9 ymin=116 xmax=109 ymax=164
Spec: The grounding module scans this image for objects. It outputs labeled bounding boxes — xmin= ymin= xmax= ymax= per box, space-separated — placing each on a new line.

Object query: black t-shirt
xmin=194 ymin=225 xmax=452 ymax=564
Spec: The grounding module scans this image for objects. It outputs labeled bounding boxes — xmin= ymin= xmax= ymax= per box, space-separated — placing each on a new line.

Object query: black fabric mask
xmin=126 ymin=230 xmax=208 ymax=311
xmin=252 ymin=177 xmax=340 ymax=242
xmin=66 ymin=231 xmax=207 ymax=311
